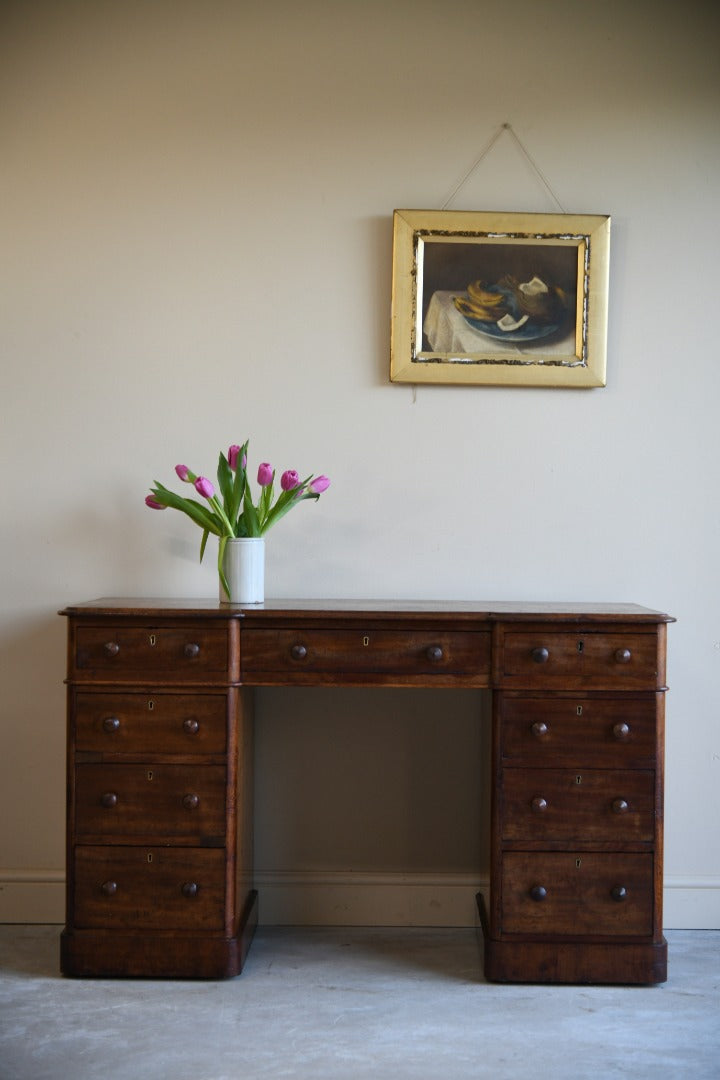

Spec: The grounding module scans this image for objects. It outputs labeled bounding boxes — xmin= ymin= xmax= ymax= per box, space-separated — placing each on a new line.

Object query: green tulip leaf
xmin=217 ymin=453 xmax=234 ymax=510
xmin=151 ymin=483 xmax=223 ymax=534
xmin=243 ymin=487 xmax=261 ymax=538
xmin=217 ymin=533 xmax=231 ymax=600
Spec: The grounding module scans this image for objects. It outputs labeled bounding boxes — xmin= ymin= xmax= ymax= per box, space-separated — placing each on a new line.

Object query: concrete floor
xmin=0 ymin=926 xmax=718 ymax=1080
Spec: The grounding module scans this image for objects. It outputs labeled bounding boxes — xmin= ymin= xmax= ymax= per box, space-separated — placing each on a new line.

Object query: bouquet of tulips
xmin=146 ymin=440 xmax=329 ymax=595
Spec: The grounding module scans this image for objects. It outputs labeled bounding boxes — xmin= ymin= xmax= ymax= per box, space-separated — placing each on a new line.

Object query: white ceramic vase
xmin=220 ymin=537 xmax=265 ymax=604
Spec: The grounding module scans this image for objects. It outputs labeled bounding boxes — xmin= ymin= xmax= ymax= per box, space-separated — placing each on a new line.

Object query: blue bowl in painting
xmin=456 ymin=280 xmax=568 ymax=343
xmin=462 ymin=316 xmax=564 ymax=343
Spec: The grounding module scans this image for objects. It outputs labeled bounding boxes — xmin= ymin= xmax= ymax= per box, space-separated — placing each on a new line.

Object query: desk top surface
xmin=61 ymin=598 xmax=675 ymax=623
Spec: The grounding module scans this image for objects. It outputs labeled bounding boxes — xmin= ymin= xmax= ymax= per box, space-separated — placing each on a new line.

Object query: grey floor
xmin=0 ymin=926 xmax=718 ymax=1080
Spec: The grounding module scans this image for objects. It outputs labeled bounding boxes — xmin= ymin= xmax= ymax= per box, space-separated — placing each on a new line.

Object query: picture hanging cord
xmin=440 ymin=122 xmax=567 ymax=213
xmin=410 ymin=123 xmax=565 ymax=403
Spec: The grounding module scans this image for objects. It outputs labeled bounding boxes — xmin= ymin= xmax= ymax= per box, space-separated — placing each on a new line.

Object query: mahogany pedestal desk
xmin=60 ymin=599 xmax=672 ymax=984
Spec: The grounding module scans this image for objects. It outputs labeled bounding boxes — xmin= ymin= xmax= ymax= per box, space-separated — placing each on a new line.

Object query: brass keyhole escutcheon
xmin=147 ymin=770 xmax=154 ymax=781
xmin=147 ymin=853 xmax=153 ymax=863
xmin=363 ymin=636 xmax=370 ymax=647
xmin=148 ymin=700 xmax=154 ymax=711
xmin=149 ymin=634 xmax=156 ymax=647
xmin=577 ymin=640 xmax=584 ymax=653
xmin=575 ymin=775 xmax=583 ymax=785
xmin=576 ymin=705 xmax=583 ymax=716
xmin=576 ymin=858 xmax=582 ymax=869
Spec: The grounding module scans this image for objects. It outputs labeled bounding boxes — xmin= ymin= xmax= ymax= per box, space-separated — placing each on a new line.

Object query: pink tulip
xmin=145 ymin=495 xmax=165 ymax=509
xmin=309 ymin=475 xmax=330 ymax=494
xmin=228 ymin=445 xmax=242 ymax=471
xmin=194 ymin=476 xmax=214 ymax=499
xmin=175 ymin=464 xmax=190 ymax=481
xmin=257 ymin=462 xmax=273 ymax=487
xmin=280 ymin=469 xmax=300 ymax=492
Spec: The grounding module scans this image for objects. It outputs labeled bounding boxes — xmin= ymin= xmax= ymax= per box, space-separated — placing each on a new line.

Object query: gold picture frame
xmin=390 ymin=209 xmax=610 ymax=388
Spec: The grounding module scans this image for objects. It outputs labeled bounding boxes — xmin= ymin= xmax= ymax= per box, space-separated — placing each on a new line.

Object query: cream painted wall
xmin=1 ymin=0 xmax=719 ymax=927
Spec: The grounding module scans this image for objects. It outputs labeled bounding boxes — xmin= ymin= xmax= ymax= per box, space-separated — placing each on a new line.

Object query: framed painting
xmin=390 ymin=209 xmax=610 ymax=388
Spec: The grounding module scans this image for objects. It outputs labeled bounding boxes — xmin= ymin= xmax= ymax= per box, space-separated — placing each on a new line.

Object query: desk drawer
xmin=499 ymin=694 xmax=657 ymax=767
xmin=74 ymin=692 xmax=227 ymax=755
xmin=74 ymin=624 xmax=229 ymax=680
xmin=75 ymin=764 xmax=227 ymax=843
xmin=241 ymin=628 xmax=491 ymax=682
xmin=500 ymin=631 xmax=660 ymax=688
xmin=501 ymin=852 xmax=654 ymax=936
xmin=73 ymin=846 xmax=226 ymax=930
xmin=501 ymin=768 xmax=655 ymax=842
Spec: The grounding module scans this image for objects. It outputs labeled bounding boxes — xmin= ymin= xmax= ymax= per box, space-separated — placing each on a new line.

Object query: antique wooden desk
xmin=60 ymin=599 xmax=672 ymax=984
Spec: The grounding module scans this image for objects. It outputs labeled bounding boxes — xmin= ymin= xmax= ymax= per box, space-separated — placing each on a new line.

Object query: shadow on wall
xmin=253 ymin=685 xmax=492 ymax=876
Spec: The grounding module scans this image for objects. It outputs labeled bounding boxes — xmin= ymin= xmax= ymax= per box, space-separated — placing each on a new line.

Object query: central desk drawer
xmin=241 ymin=628 xmax=491 ymax=681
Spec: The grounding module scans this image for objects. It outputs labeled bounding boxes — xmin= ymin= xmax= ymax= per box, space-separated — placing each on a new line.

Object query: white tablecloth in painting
xmin=423 ymin=291 xmax=577 ymax=358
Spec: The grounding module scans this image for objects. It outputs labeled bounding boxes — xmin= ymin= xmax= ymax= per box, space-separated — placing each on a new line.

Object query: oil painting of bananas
xmin=453 ymin=274 xmax=571 ymax=342
xmin=390 ymin=209 xmax=610 ymax=387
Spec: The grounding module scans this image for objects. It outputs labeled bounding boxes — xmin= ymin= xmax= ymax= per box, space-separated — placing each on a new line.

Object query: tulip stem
xmin=209 ymin=495 xmax=236 ymax=537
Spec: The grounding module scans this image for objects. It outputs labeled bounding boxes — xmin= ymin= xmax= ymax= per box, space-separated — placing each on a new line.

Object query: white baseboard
xmin=254 ymin=871 xmax=487 ymax=927
xmin=1 ymin=870 xmax=718 ymax=929
xmin=663 ymin=876 xmax=720 ymax=930
xmin=0 ymin=870 xmax=65 ymax=924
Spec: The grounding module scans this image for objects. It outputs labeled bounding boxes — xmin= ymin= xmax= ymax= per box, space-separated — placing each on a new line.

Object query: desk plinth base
xmin=61 ymin=889 xmax=258 ymax=979
xmin=477 ymin=894 xmax=667 ymax=985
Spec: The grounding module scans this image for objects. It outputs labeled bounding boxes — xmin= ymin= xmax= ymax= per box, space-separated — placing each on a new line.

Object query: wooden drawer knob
xmin=531 ymin=647 xmax=549 ymax=664
xmin=531 ymin=721 xmax=548 ymax=737
xmin=611 ymin=885 xmax=627 ymax=902
xmin=182 ymin=793 xmax=200 ymax=810
xmin=612 ymin=798 xmax=630 ymax=814
xmin=183 ymin=718 xmax=200 ymax=735
xmin=181 ymin=882 xmax=199 ymax=898
xmin=100 ymin=880 xmax=118 ymax=896
xmin=100 ymin=792 xmax=118 ymax=808
xmin=426 ymin=645 xmax=444 ymax=662
xmin=531 ymin=796 xmax=548 ymax=813
xmin=615 ymin=648 xmax=632 ymax=664
xmin=291 ymin=644 xmax=307 ymax=661
xmin=529 ymin=885 xmax=547 ymax=902
xmin=102 ymin=716 xmax=120 ymax=733
xmin=184 ymin=642 xmax=200 ymax=659
xmin=103 ymin=641 xmax=120 ymax=657
xmin=612 ymin=722 xmax=630 ymax=740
